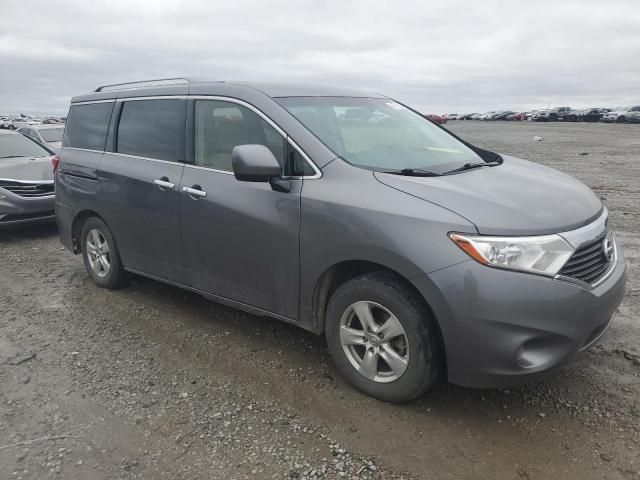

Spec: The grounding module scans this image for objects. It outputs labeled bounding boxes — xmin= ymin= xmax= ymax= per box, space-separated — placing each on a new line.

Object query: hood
xmin=374 ymin=155 xmax=603 ymax=236
xmin=0 ymin=156 xmax=54 ymax=182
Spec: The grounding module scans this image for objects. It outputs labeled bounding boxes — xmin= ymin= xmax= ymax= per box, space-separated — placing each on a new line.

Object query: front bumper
xmin=412 ymin=239 xmax=626 ymax=389
xmin=0 ymin=190 xmax=55 ymax=228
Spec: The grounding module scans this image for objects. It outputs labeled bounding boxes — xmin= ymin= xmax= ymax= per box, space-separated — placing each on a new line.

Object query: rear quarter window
xmin=63 ymin=102 xmax=114 ymax=151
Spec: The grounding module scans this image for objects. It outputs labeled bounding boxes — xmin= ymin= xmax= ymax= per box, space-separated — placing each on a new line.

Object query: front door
xmin=179 ymin=98 xmax=301 ymax=319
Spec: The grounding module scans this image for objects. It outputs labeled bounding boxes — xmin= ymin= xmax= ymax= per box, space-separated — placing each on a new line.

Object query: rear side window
xmin=194 ymin=100 xmax=285 ymax=172
xmin=63 ymin=102 xmax=114 ymax=150
xmin=116 ymin=99 xmax=185 ymax=161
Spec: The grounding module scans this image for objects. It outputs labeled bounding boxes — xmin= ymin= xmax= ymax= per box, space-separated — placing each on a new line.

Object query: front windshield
xmin=40 ymin=127 xmax=64 ymax=142
xmin=277 ymin=97 xmax=482 ymax=173
xmin=0 ymin=134 xmax=50 ymax=159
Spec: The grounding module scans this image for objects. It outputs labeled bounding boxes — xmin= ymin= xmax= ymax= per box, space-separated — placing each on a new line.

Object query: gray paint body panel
xmin=415 ymin=241 xmax=626 ymax=387
xmin=298 ymin=159 xmax=475 ymax=315
xmin=97 ymin=152 xmax=187 ymax=282
xmin=375 ymin=155 xmax=603 ymax=236
xmin=179 ymin=166 xmax=302 ymax=319
xmin=0 ymin=154 xmax=55 ymax=226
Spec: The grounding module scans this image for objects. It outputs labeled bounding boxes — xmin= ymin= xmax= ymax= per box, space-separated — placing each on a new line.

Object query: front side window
xmin=117 ymin=99 xmax=185 ymax=161
xmin=63 ymin=102 xmax=114 ymax=150
xmin=278 ymin=97 xmax=483 ymax=173
xmin=194 ymin=100 xmax=285 ymax=172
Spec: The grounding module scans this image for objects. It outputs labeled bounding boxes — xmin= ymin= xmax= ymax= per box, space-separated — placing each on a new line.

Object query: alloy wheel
xmin=86 ymin=228 xmax=111 ymax=278
xmin=339 ymin=301 xmax=410 ymax=383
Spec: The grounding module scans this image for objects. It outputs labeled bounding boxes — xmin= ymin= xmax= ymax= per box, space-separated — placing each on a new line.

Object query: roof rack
xmin=95 ymin=77 xmax=193 ymax=92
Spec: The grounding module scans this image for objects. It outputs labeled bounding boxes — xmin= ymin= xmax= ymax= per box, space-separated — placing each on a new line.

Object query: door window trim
xmin=114 ymin=97 xmax=187 ymax=163
xmin=67 ymin=95 xmax=322 ymax=179
xmin=189 ymin=96 xmax=321 ymax=179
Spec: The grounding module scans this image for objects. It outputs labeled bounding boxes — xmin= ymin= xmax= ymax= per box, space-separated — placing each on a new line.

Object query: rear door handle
xmin=183 ymin=185 xmax=207 ymax=198
xmin=154 ymin=177 xmax=175 ymax=190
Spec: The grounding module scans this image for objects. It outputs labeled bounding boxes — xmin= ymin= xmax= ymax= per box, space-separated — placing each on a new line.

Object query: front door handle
xmin=183 ymin=185 xmax=207 ymax=198
xmin=154 ymin=177 xmax=175 ymax=190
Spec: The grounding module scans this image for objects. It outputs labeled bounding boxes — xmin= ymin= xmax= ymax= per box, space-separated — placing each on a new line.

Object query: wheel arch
xmin=71 ymin=209 xmax=108 ymax=254
xmin=311 ymin=260 xmax=440 ymax=330
xmin=311 ymin=259 xmax=448 ymax=377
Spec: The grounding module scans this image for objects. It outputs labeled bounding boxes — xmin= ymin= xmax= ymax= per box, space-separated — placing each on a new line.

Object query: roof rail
xmin=95 ymin=77 xmax=193 ymax=92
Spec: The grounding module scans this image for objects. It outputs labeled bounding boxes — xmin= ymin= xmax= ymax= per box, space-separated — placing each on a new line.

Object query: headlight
xmin=449 ymin=233 xmax=574 ymax=276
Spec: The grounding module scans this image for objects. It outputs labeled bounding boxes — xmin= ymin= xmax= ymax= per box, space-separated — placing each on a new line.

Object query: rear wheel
xmin=325 ymin=272 xmax=442 ymax=403
xmin=80 ymin=217 xmax=126 ymax=289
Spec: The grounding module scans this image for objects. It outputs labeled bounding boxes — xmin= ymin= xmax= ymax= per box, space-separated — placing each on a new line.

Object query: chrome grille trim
xmin=0 ymin=179 xmax=55 ymax=198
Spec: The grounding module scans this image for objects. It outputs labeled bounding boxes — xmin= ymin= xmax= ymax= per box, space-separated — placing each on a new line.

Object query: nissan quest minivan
xmin=56 ymin=78 xmax=626 ymax=402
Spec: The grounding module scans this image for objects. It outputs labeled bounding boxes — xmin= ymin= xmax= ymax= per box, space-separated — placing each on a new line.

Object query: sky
xmin=1 ymin=0 xmax=639 ymax=116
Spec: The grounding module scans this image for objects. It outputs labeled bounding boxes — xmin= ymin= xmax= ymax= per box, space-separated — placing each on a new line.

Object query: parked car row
xmin=0 ymin=115 xmax=66 ymax=130
xmin=442 ymin=105 xmax=640 ymax=123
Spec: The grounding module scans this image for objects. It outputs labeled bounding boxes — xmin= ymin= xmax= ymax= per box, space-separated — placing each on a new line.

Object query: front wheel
xmin=325 ymin=272 xmax=442 ymax=403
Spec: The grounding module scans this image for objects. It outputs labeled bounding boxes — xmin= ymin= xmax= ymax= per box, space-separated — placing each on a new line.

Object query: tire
xmin=617 ymin=116 xmax=627 ymax=123
xmin=325 ymin=272 xmax=442 ymax=403
xmin=80 ymin=217 xmax=126 ymax=289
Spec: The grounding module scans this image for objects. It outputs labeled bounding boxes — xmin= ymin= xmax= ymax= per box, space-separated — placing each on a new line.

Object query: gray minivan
xmin=56 ymin=78 xmax=626 ymax=402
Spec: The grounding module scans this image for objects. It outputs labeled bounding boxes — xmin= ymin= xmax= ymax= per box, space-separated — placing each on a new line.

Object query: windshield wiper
xmin=443 ymin=161 xmax=501 ymax=175
xmin=384 ymin=168 xmax=442 ymax=177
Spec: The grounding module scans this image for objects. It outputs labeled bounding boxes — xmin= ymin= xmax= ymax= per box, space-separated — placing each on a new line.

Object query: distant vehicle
xmin=11 ymin=118 xmax=39 ymax=129
xmin=18 ymin=124 xmax=64 ymax=152
xmin=0 ymin=129 xmax=57 ymax=227
xmin=41 ymin=118 xmax=64 ymax=124
xmin=533 ymin=110 xmax=552 ymax=121
xmin=601 ymin=106 xmax=640 ymax=123
xmin=506 ymin=112 xmax=526 ymax=121
xmin=525 ymin=110 xmax=542 ymax=121
xmin=491 ymin=111 xmax=515 ymax=120
xmin=479 ymin=111 xmax=496 ymax=121
xmin=627 ymin=110 xmax=640 ymax=124
xmin=576 ymin=108 xmax=609 ymax=123
xmin=458 ymin=113 xmax=478 ymax=120
xmin=425 ymin=114 xmax=446 ymax=124
xmin=444 ymin=113 xmax=459 ymax=120
xmin=470 ymin=113 xmax=484 ymax=120
xmin=536 ymin=107 xmax=573 ymax=122
xmin=0 ymin=117 xmax=12 ymax=129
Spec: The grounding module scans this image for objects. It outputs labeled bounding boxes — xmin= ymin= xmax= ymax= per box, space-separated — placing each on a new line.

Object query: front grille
xmin=0 ymin=180 xmax=54 ymax=197
xmin=559 ymin=234 xmax=612 ymax=284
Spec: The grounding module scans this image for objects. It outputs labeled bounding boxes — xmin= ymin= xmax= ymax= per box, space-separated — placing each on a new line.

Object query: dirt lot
xmin=1 ymin=121 xmax=638 ymax=480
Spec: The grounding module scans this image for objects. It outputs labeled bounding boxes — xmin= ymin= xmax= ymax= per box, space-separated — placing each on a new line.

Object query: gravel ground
xmin=1 ymin=121 xmax=638 ymax=480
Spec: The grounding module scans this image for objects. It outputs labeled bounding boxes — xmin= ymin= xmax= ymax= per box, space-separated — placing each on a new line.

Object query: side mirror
xmin=232 ymin=144 xmax=282 ymax=182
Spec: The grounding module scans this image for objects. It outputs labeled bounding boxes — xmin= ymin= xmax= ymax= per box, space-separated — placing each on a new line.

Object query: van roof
xmin=71 ymin=77 xmax=382 ymax=104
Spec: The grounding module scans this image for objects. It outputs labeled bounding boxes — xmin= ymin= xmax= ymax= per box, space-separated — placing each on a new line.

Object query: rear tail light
xmin=51 ymin=155 xmax=60 ymax=173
